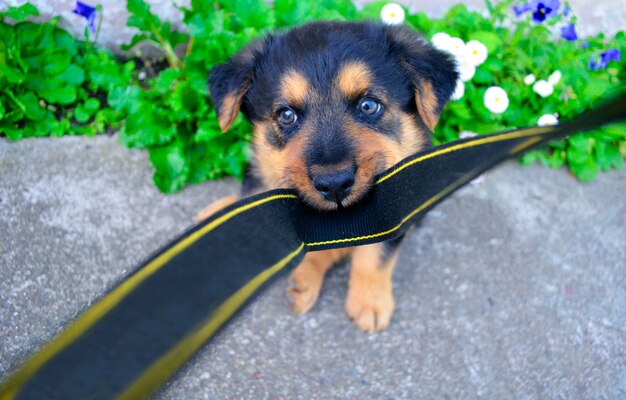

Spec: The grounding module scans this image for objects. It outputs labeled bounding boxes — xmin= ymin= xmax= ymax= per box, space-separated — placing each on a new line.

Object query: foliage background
xmin=1 ymin=0 xmax=624 ymax=193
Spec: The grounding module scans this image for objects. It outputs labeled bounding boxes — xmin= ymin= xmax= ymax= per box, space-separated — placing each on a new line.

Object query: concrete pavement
xmin=1 ymin=135 xmax=624 ymax=399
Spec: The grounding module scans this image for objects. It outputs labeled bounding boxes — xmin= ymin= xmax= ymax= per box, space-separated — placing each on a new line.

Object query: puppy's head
xmin=210 ymin=22 xmax=458 ymax=210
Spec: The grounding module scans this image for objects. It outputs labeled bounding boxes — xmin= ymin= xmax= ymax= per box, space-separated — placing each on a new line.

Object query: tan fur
xmin=204 ymin=61 xmax=434 ymax=332
xmin=398 ymin=111 xmax=429 ymax=154
xmin=217 ymin=82 xmax=251 ymax=133
xmin=346 ymin=243 xmax=398 ymax=332
xmin=308 ymin=160 xmax=353 ymax=176
xmin=252 ymin=121 xmax=285 ymax=188
xmin=415 ymin=80 xmax=440 ymax=132
xmin=287 ymin=248 xmax=352 ymax=313
xmin=340 ymin=113 xmax=427 ymax=209
xmin=281 ymin=70 xmax=309 ymax=108
xmin=336 ymin=61 xmax=372 ymax=99
xmin=195 ymin=195 xmax=239 ymax=222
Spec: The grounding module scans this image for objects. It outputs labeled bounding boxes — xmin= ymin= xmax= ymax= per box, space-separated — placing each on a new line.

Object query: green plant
xmin=116 ymin=0 xmax=362 ymax=192
xmin=1 ymin=0 xmax=624 ymax=192
xmin=409 ymin=0 xmax=625 ymax=181
xmin=0 ymin=3 xmax=133 ymax=139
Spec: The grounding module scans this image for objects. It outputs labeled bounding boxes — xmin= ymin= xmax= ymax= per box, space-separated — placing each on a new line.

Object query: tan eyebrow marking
xmin=336 ymin=61 xmax=372 ymax=99
xmin=280 ymin=70 xmax=310 ymax=107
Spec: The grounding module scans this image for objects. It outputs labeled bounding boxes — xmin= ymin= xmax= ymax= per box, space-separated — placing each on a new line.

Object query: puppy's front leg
xmin=287 ymin=248 xmax=351 ymax=314
xmin=346 ymin=238 xmax=402 ymax=332
xmin=195 ymin=195 xmax=239 ymax=222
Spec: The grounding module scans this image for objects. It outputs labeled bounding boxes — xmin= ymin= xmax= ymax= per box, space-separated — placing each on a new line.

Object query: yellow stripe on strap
xmin=116 ymin=242 xmax=306 ymax=400
xmin=307 ymin=171 xmax=477 ymax=247
xmin=375 ymin=126 xmax=553 ymax=185
xmin=4 ymin=194 xmax=298 ymax=399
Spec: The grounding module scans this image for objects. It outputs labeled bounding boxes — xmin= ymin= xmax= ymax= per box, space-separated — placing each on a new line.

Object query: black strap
xmin=2 ymin=95 xmax=625 ymax=400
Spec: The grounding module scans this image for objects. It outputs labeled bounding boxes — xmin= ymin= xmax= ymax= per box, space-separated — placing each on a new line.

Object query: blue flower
xmin=588 ymin=48 xmax=622 ymax=71
xmin=560 ymin=23 xmax=578 ymax=41
xmin=513 ymin=2 xmax=532 ymax=17
xmin=531 ymin=0 xmax=560 ymax=23
xmin=72 ymin=1 xmax=97 ymax=33
xmin=563 ymin=4 xmax=571 ymax=17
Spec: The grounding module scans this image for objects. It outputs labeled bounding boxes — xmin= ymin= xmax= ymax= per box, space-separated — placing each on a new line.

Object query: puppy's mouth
xmin=299 ymin=179 xmax=373 ymax=211
xmin=289 ymin=162 xmax=386 ymax=212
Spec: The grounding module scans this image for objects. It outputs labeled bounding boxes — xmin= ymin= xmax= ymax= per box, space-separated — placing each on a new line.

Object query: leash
xmin=2 ymin=94 xmax=625 ymax=399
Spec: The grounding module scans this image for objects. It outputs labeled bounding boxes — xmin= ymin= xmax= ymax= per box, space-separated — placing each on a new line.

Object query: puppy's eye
xmin=277 ymin=108 xmax=297 ymax=126
xmin=358 ymin=98 xmax=382 ymax=115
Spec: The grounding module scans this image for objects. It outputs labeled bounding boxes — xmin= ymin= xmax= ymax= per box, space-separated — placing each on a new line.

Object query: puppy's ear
xmin=387 ymin=26 xmax=458 ymax=132
xmin=209 ymin=40 xmax=266 ymax=132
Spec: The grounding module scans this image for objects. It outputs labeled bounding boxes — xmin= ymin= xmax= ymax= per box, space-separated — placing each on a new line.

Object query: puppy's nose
xmin=313 ymin=168 xmax=355 ymax=203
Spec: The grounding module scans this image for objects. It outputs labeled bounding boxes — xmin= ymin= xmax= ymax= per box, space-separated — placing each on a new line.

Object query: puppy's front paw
xmin=345 ymin=277 xmax=394 ymax=332
xmin=286 ymin=263 xmax=325 ymax=314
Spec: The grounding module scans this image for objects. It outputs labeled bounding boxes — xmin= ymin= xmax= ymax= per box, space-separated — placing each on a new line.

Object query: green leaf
xmin=194 ymin=119 xmax=222 ymax=143
xmin=74 ymin=98 xmax=101 ymax=123
xmin=56 ymin=63 xmax=85 ymax=85
xmin=468 ymin=31 xmax=502 ymax=53
xmin=119 ymin=104 xmax=177 ymax=148
xmin=0 ymin=65 xmax=26 ymax=84
xmin=566 ymin=145 xmax=591 ymax=164
xmin=42 ymin=50 xmax=71 ymax=76
xmin=16 ymin=92 xmax=45 ymax=121
xmin=485 ymin=59 xmax=504 ymax=73
xmin=108 ymin=86 xmax=142 ymax=114
xmin=38 ymin=83 xmax=77 ymax=105
xmin=595 ymin=140 xmax=624 ymax=171
xmin=149 ymin=139 xmax=190 ymax=193
xmin=569 ymin=159 xmax=598 ymax=182
xmin=472 ymin=68 xmax=493 ymax=84
xmin=1 ymin=3 xmax=40 ymax=22
xmin=225 ymin=0 xmax=275 ymax=30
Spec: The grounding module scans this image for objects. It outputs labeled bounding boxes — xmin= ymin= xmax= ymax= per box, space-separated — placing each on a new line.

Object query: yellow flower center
xmin=390 ymin=12 xmax=396 ymax=17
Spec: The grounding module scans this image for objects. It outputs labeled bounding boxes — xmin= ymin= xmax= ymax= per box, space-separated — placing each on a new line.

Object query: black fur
xmin=209 ymin=21 xmax=458 ymax=137
xmin=212 ymin=20 xmax=458 ymax=201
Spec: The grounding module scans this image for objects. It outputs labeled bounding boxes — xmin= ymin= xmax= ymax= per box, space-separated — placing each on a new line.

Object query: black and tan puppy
xmin=198 ymin=21 xmax=458 ymax=332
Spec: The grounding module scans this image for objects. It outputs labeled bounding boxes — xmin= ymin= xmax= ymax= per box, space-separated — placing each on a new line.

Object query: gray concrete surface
xmin=1 ymin=135 xmax=625 ymax=399
xmin=4 ymin=0 xmax=625 ymax=50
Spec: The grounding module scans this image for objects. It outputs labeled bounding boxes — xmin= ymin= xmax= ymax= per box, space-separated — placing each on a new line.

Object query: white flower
xmin=484 ymin=86 xmax=509 ymax=114
xmin=459 ymin=131 xmax=478 ymax=139
xmin=457 ymin=56 xmax=476 ymax=82
xmin=447 ymin=37 xmax=466 ymax=59
xmin=380 ymin=3 xmax=405 ymax=25
xmin=138 ymin=71 xmax=147 ymax=80
xmin=464 ymin=40 xmax=488 ymax=67
xmin=533 ymin=79 xmax=554 ymax=97
xmin=523 ymin=74 xmax=536 ymax=85
xmin=451 ymin=79 xmax=465 ymax=100
xmin=537 ymin=114 xmax=559 ymax=126
xmin=431 ymin=32 xmax=451 ymax=50
xmin=548 ymin=70 xmax=562 ymax=86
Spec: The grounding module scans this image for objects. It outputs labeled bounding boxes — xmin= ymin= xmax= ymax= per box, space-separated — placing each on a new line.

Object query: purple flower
xmin=560 ymin=23 xmax=578 ymax=41
xmin=513 ymin=2 xmax=532 ymax=17
xmin=602 ymin=48 xmax=622 ymax=64
xmin=588 ymin=48 xmax=622 ymax=71
xmin=531 ymin=0 xmax=560 ymax=23
xmin=72 ymin=1 xmax=96 ymax=33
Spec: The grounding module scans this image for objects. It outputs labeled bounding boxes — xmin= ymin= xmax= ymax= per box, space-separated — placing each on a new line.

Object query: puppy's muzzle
xmin=313 ymin=167 xmax=355 ymax=204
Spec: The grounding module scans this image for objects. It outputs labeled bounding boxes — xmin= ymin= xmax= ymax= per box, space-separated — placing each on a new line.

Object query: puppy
xmin=199 ymin=21 xmax=458 ymax=332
